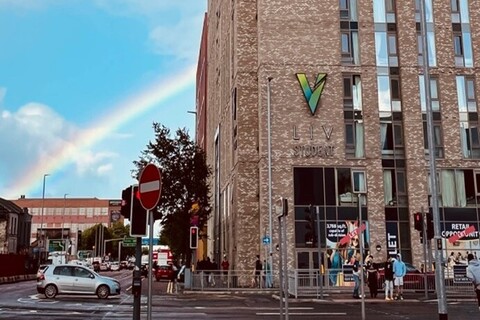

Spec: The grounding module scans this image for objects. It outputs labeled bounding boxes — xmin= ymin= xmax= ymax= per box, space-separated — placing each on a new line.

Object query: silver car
xmin=36 ymin=264 xmax=121 ymax=299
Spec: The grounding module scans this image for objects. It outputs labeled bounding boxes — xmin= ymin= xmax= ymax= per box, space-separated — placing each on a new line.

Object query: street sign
xmin=448 ymin=225 xmax=476 ymax=243
xmin=339 ymin=223 xmax=366 ymax=245
xmin=123 ymin=237 xmax=136 ymax=247
xmin=263 ymin=236 xmax=270 ymax=245
xmin=138 ymin=164 xmax=162 ymax=210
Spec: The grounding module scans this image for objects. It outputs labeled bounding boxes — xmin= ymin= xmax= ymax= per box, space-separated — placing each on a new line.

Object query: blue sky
xmin=0 ymin=0 xmax=206 ymax=201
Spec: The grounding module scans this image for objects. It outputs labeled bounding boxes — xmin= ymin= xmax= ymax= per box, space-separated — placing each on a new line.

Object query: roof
xmin=0 ymin=198 xmax=24 ymax=218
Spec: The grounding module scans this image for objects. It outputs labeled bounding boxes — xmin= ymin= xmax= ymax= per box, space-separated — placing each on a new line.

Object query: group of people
xmin=351 ymin=253 xmax=407 ymax=301
xmin=254 ymin=255 xmax=273 ymax=288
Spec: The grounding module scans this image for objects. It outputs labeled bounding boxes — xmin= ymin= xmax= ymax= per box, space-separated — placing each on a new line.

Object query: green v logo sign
xmin=296 ymin=73 xmax=327 ymax=115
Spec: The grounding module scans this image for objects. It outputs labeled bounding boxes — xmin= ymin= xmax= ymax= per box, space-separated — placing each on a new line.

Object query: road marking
xmin=257 ymin=312 xmax=347 ymax=316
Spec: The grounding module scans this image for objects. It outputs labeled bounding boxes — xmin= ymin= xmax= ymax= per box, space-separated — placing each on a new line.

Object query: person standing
xmin=366 ymin=259 xmax=378 ymax=298
xmin=466 ymin=253 xmax=480 ymax=311
xmin=254 ymin=255 xmax=263 ymax=288
xmin=351 ymin=254 xmax=361 ymax=299
xmin=393 ymin=253 xmax=406 ymax=300
xmin=221 ymin=256 xmax=230 ymax=284
xmin=384 ymin=256 xmax=394 ymax=301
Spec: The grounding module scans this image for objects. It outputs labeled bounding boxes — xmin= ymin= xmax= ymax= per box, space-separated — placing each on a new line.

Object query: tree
xmin=133 ymin=123 xmax=211 ymax=265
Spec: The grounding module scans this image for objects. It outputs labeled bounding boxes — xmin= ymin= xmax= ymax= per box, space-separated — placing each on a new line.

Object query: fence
xmin=188 ymin=266 xmax=475 ymax=298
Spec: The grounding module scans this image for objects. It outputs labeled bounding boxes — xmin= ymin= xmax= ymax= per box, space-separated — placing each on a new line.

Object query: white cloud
xmin=0 ymin=101 xmax=118 ymax=189
xmin=94 ymin=0 xmax=206 ymax=63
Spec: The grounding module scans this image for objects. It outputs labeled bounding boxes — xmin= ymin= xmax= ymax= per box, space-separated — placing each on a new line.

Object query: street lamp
xmin=38 ymin=173 xmax=50 ymax=265
xmin=62 ymin=193 xmax=69 ymax=264
xmin=266 ymin=76 xmax=274 ymax=285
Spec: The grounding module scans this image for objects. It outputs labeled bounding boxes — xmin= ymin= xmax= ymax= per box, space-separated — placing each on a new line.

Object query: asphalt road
xmin=0 ymin=270 xmax=479 ymax=319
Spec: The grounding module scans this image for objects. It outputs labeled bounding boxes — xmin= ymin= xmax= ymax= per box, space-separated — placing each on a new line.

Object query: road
xmin=0 ymin=269 xmax=479 ymax=319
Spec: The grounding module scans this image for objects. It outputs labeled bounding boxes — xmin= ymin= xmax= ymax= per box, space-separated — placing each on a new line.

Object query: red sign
xmin=138 ymin=164 xmax=162 ymax=210
xmin=448 ymin=225 xmax=476 ymax=243
xmin=339 ymin=223 xmax=367 ymax=245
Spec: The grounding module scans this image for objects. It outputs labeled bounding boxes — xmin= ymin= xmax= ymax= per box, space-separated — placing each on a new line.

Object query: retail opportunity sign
xmin=442 ymin=223 xmax=479 ymax=241
xmin=448 ymin=225 xmax=476 ymax=243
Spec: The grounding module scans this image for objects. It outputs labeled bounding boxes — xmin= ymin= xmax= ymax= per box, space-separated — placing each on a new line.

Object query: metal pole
xmin=38 ymin=173 xmax=49 ymax=265
xmin=422 ymin=208 xmax=429 ymax=299
xmin=278 ymin=216 xmax=284 ymax=320
xmin=147 ymin=210 xmax=154 ymax=320
xmin=133 ymin=237 xmax=142 ymax=320
xmin=282 ymin=215 xmax=289 ymax=320
xmin=420 ymin=0 xmax=447 ymax=318
xmin=358 ymin=194 xmax=365 ymax=320
xmin=267 ymin=76 xmax=274 ymax=285
xmin=316 ymin=206 xmax=323 ymax=299
xmin=118 ymin=241 xmax=122 ymax=262
xmin=62 ymin=194 xmax=68 ymax=264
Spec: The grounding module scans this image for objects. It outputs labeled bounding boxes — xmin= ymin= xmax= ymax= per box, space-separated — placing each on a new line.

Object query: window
xmin=74 ymin=267 xmax=92 ymax=278
xmin=453 ymin=24 xmax=474 ymax=67
xmin=457 ymin=76 xmax=480 ymax=158
xmin=439 ymin=169 xmax=476 ymax=207
xmin=344 ymin=75 xmax=364 ymax=158
xmin=54 ymin=266 xmax=73 ymax=276
xmin=423 ymin=122 xmax=444 ymax=158
xmin=383 ymin=169 xmax=408 ymax=206
xmin=340 ymin=0 xmax=359 ymax=65
xmin=451 ymin=0 xmax=460 ymax=13
xmin=380 ymin=118 xmax=404 ymax=157
xmin=377 ymin=74 xmax=402 ymax=112
xmin=453 ymin=32 xmax=463 ymax=56
xmin=352 ymin=171 xmax=366 ymax=193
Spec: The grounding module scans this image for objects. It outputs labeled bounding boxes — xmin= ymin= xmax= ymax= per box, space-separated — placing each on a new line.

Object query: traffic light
xmin=414 ymin=212 xmax=423 ymax=231
xmin=121 ymin=185 xmax=162 ymax=222
xmin=121 ymin=186 xmax=133 ymax=220
xmin=190 ymin=226 xmax=198 ymax=249
xmin=426 ymin=212 xmax=434 ymax=240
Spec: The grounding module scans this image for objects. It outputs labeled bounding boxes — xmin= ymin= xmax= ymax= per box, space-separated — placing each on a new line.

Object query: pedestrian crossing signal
xmin=190 ymin=226 xmax=198 ymax=249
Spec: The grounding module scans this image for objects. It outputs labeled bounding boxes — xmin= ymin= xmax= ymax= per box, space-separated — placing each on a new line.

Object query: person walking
xmin=351 ymin=254 xmax=361 ymax=299
xmin=254 ymin=255 xmax=263 ymax=288
xmin=393 ymin=253 xmax=406 ymax=300
xmin=466 ymin=253 xmax=480 ymax=311
xmin=384 ymin=255 xmax=394 ymax=301
xmin=221 ymin=256 xmax=230 ymax=284
xmin=166 ymin=263 xmax=178 ymax=294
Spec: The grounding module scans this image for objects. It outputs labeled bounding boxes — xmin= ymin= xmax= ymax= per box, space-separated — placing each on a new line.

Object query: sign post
xmin=138 ymin=164 xmax=162 ymax=320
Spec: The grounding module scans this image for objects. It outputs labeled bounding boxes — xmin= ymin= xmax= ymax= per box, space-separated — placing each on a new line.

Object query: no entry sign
xmin=139 ymin=164 xmax=162 ymax=210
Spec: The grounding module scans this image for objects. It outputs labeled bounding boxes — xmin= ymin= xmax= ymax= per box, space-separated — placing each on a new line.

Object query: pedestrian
xmin=254 ymin=255 xmax=263 ymax=288
xmin=384 ymin=255 xmax=394 ymax=301
xmin=351 ymin=254 xmax=361 ymax=299
xmin=393 ymin=253 xmax=406 ymax=300
xmin=264 ymin=258 xmax=272 ymax=288
xmin=366 ymin=259 xmax=378 ymax=298
xmin=466 ymin=253 xmax=480 ymax=311
xmin=221 ymin=256 xmax=229 ymax=283
xmin=166 ymin=263 xmax=178 ymax=294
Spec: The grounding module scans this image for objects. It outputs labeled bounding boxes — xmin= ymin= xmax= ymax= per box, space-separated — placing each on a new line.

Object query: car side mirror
xmin=89 ymin=274 xmax=95 ymax=279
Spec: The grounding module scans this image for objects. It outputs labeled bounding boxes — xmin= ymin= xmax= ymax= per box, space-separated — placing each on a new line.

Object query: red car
xmin=155 ymin=265 xmax=174 ymax=281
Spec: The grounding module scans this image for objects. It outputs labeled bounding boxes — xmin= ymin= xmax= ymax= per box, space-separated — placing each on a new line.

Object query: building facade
xmin=0 ymin=198 xmax=32 ymax=254
xmin=12 ymin=196 xmax=121 ymax=258
xmin=201 ymin=0 xmax=480 ymax=273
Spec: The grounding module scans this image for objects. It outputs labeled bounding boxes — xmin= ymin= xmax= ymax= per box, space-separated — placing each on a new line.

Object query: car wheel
xmin=44 ymin=284 xmax=58 ymax=299
xmin=97 ymin=285 xmax=110 ymax=299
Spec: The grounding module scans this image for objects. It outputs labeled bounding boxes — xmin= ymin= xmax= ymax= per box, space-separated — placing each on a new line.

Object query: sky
xmin=0 ymin=0 xmax=206 ymax=203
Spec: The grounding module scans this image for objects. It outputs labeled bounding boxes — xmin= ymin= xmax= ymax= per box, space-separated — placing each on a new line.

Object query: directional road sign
xmin=123 ymin=237 xmax=136 ymax=247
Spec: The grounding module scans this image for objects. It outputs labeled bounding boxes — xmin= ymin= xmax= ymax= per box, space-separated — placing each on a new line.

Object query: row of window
xmin=343 ymin=74 xmax=480 ymax=159
xmin=295 ymin=167 xmax=480 ymax=209
xmin=341 ymin=0 xmax=473 ymax=68
xmin=29 ymin=207 xmax=109 ymax=216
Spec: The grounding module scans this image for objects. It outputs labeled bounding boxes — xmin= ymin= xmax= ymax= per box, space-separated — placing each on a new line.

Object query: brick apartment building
xmin=199 ymin=0 xmax=480 ymax=273
xmin=12 ymin=196 xmax=121 ymax=258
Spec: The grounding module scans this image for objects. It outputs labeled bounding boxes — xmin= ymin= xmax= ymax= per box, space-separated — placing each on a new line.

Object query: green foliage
xmin=132 ymin=123 xmax=211 ymax=264
xmin=78 ymin=223 xmax=134 ymax=260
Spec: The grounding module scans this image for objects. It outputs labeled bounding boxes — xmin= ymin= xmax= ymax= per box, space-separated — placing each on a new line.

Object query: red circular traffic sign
xmin=138 ymin=163 xmax=162 ymax=210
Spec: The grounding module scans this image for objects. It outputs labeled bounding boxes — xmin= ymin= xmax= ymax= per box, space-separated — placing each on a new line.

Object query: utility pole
xmin=420 ymin=0 xmax=447 ymax=318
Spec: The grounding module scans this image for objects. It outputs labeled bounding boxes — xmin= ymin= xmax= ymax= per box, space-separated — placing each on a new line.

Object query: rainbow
xmin=6 ymin=64 xmax=197 ymax=198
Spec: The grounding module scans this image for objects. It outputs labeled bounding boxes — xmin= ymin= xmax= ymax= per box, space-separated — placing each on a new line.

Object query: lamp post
xmin=38 ymin=173 xmax=50 ymax=265
xmin=267 ymin=76 xmax=274 ymax=285
xmin=62 ymin=193 xmax=68 ymax=264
